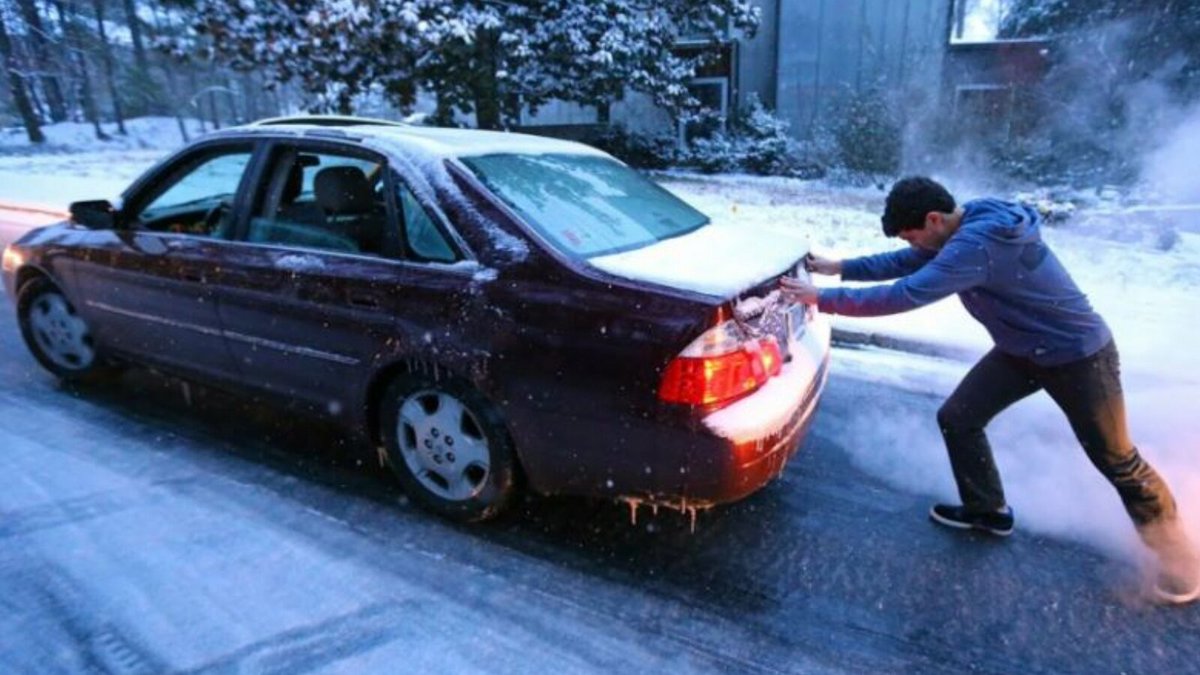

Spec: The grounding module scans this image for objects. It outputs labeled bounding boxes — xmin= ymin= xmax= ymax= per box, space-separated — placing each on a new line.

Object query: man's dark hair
xmin=881 ymin=176 xmax=956 ymax=237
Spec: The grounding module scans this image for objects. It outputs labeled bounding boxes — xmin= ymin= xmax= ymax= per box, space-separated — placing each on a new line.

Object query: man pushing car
xmin=779 ymin=175 xmax=1198 ymax=605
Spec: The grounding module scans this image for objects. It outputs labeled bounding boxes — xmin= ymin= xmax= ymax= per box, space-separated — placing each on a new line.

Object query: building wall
xmin=517 ymin=0 xmax=954 ymax=141
xmin=774 ymin=0 xmax=951 ymax=138
xmin=940 ymin=39 xmax=1050 ymax=141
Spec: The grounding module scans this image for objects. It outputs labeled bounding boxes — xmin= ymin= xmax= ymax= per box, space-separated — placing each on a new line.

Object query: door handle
xmin=181 ymin=269 xmax=205 ymax=283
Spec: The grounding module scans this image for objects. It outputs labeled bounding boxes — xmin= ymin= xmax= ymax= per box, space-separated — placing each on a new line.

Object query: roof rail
xmin=250 ymin=115 xmax=408 ymax=128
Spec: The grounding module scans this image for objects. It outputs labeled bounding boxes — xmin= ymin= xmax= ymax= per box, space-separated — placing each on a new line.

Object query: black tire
xmin=17 ymin=277 xmax=115 ymax=382
xmin=379 ymin=372 xmax=519 ymax=522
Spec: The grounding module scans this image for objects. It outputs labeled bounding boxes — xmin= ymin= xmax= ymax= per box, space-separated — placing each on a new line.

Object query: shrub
xmin=683 ymin=94 xmax=828 ymax=178
xmin=832 ymin=87 xmax=902 ymax=176
xmin=587 ymin=124 xmax=678 ymax=170
xmin=688 ymin=135 xmax=741 ymax=174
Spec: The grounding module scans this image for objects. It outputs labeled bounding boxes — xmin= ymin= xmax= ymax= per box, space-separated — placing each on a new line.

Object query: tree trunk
xmin=121 ymin=0 xmax=147 ymax=73
xmin=433 ymin=90 xmax=456 ymax=127
xmin=92 ymin=0 xmax=126 ymax=135
xmin=335 ymin=89 xmax=353 ymax=115
xmin=597 ymin=101 xmax=611 ymax=125
xmin=952 ymin=0 xmax=967 ymax=41
xmin=0 ymin=10 xmax=45 ymax=142
xmin=174 ymin=114 xmax=189 ymax=142
xmin=241 ymin=72 xmax=258 ymax=122
xmin=155 ymin=4 xmax=189 ymax=140
xmin=60 ymin=0 xmax=107 ymax=139
xmin=16 ymin=0 xmax=68 ymax=122
xmin=189 ymin=68 xmax=206 ymax=133
xmin=226 ymin=75 xmax=242 ymax=123
xmin=471 ymin=30 xmax=502 ymax=130
xmin=208 ymin=90 xmax=221 ymax=129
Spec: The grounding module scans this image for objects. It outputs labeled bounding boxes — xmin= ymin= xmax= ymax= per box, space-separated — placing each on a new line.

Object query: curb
xmin=830 ymin=327 xmax=979 ymax=364
xmin=0 ymin=200 xmax=68 ymax=219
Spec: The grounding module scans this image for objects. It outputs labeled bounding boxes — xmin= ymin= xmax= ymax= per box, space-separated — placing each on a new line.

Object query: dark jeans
xmin=937 ymin=340 xmax=1177 ymax=527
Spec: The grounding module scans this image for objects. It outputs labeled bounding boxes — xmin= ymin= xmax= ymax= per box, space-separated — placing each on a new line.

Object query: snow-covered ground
xmin=0 ymin=117 xmax=209 ymax=212
xmin=2 ymin=118 xmax=1198 ymax=564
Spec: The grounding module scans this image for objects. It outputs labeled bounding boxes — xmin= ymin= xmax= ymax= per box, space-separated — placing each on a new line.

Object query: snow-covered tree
xmin=185 ymin=1 xmax=464 ymax=115
xmin=982 ymin=0 xmax=1200 ymax=185
xmin=189 ymin=0 xmax=760 ymax=128
xmin=505 ymin=0 xmax=758 ymax=123
xmin=1001 ymin=0 xmax=1200 ymax=99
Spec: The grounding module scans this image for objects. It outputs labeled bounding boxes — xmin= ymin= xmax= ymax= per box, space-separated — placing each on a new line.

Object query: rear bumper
xmin=510 ymin=315 xmax=832 ymax=507
xmin=683 ymin=350 xmax=830 ymax=504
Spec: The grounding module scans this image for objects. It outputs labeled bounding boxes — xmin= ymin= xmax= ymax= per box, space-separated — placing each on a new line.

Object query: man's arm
xmin=841 ymin=247 xmax=936 ymax=282
xmin=816 ymin=240 xmax=989 ymax=317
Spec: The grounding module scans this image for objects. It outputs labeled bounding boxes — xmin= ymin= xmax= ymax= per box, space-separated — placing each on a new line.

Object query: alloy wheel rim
xmin=396 ymin=390 xmax=491 ymax=501
xmin=28 ymin=292 xmax=95 ymax=371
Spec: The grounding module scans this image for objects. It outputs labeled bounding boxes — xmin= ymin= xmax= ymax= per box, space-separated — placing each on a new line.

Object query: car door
xmin=213 ymin=140 xmax=477 ymax=409
xmin=70 ymin=140 xmax=257 ymax=380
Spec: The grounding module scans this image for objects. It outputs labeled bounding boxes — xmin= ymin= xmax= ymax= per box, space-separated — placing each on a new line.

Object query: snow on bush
xmin=685 ymin=94 xmax=828 ymax=178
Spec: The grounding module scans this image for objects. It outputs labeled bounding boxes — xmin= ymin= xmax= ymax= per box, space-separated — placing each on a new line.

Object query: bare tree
xmin=119 ymin=0 xmax=145 ymax=72
xmin=0 ymin=6 xmax=44 ymax=142
xmin=56 ymin=0 xmax=107 ymax=139
xmin=15 ymin=0 xmax=67 ymax=121
xmin=91 ymin=0 xmax=124 ymax=134
xmin=149 ymin=1 xmax=188 ymax=141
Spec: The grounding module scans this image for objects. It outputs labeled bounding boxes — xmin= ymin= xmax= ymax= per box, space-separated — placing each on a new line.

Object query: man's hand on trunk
xmin=804 ymin=252 xmax=842 ymax=276
xmin=779 ymin=275 xmax=819 ymax=305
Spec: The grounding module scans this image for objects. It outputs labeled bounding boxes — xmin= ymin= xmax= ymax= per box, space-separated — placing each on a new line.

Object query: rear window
xmin=460 ymin=153 xmax=709 ymax=258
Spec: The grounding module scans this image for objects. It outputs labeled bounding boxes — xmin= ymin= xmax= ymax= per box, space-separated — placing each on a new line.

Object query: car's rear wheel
xmin=18 ymin=277 xmax=113 ymax=382
xmin=379 ymin=373 xmax=519 ymax=522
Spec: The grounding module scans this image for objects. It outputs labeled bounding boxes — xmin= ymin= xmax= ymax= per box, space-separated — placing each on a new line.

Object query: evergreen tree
xmin=1001 ymin=0 xmax=1200 ymax=99
xmin=187 ymin=0 xmax=759 ymax=128
xmin=986 ymin=1 xmax=1200 ymax=184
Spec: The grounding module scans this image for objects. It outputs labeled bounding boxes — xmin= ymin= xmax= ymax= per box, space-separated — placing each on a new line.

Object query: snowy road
xmin=1 ymin=216 xmax=1197 ymax=673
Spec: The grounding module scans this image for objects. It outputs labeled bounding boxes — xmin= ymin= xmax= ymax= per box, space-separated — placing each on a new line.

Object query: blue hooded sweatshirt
xmin=817 ymin=198 xmax=1111 ymax=366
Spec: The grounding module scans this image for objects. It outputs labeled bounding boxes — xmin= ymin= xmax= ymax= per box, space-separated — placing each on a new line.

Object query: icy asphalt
xmin=1 ymin=213 xmax=1198 ymax=673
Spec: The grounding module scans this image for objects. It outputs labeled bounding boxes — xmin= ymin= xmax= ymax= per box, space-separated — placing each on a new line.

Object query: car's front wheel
xmin=18 ymin=277 xmax=113 ymax=382
xmin=379 ymin=373 xmax=519 ymax=522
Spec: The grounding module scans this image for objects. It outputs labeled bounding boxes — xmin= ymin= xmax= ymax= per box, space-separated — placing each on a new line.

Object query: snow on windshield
xmin=460 ymin=154 xmax=709 ymax=259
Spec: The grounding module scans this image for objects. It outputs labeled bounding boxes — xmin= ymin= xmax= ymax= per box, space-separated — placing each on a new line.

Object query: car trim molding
xmin=221 ymin=330 xmax=360 ymax=365
xmin=87 ymin=301 xmax=224 ymax=337
xmin=86 ymin=301 xmax=360 ymax=366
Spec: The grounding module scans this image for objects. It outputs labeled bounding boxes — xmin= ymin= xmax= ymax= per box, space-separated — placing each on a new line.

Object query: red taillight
xmin=759 ymin=337 xmax=783 ymax=378
xmin=659 ymin=334 xmax=782 ymax=407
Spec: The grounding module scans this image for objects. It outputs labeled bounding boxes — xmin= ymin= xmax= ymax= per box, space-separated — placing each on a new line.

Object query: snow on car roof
xmin=368 ymin=125 xmax=610 ymax=160
xmin=230 ymin=120 xmax=609 ymax=160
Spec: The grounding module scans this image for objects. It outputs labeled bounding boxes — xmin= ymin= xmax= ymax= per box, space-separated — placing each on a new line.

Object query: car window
xmin=460 ymin=153 xmax=709 ymax=258
xmin=247 ymin=148 xmax=389 ymax=256
xmin=136 ymin=148 xmax=253 ymax=237
xmin=396 ymin=177 xmax=458 ymax=263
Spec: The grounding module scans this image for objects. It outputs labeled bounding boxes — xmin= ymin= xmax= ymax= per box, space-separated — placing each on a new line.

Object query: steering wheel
xmin=202 ymin=200 xmax=231 ymax=235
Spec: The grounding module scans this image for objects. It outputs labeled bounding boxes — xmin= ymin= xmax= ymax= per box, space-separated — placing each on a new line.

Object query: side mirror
xmin=68 ymin=200 xmax=121 ymax=230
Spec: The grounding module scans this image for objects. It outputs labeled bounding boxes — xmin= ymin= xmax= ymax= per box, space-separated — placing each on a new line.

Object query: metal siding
xmin=774 ymin=0 xmax=950 ymax=137
xmin=735 ymin=0 xmax=778 ymax=109
xmin=521 ymin=1 xmax=952 ymax=139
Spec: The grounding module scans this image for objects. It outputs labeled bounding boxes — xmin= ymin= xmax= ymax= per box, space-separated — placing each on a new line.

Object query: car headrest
xmin=314 ymin=166 xmax=372 ymax=214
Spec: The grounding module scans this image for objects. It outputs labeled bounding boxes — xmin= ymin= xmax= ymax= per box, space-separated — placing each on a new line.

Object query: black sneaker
xmin=929 ymin=503 xmax=1014 ymax=537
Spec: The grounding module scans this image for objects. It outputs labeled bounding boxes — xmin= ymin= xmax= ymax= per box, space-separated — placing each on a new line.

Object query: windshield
xmin=460 ymin=153 xmax=709 ymax=258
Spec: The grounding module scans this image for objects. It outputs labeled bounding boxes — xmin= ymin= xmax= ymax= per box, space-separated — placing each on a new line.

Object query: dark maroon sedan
xmin=2 ymin=117 xmax=830 ymax=522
